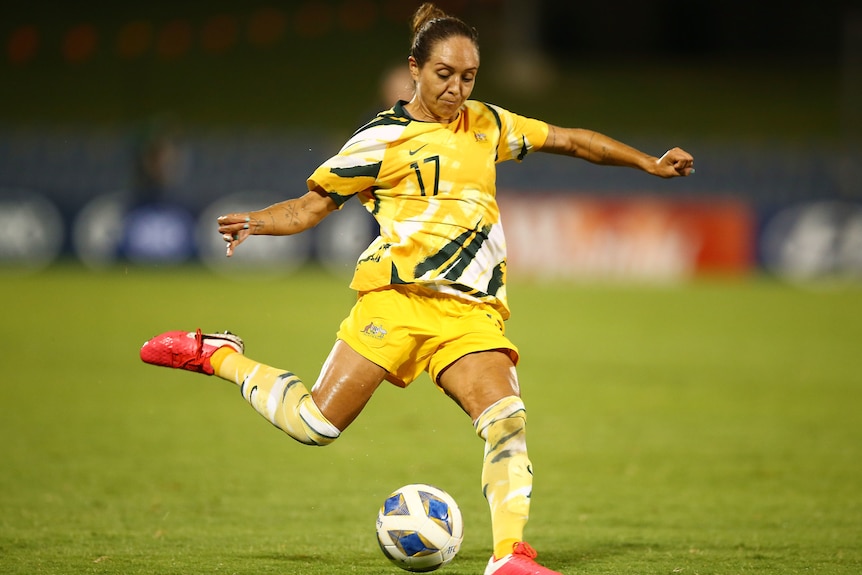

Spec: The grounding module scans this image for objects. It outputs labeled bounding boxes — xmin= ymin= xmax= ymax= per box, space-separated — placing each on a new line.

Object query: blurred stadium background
xmin=1 ymin=0 xmax=860 ymax=281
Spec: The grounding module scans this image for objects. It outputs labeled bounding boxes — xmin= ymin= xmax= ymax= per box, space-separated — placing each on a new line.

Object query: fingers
xmin=217 ymin=213 xmax=250 ymax=232
xmin=217 ymin=213 xmax=251 ymax=257
xmin=660 ymin=147 xmax=694 ymax=177
xmin=673 ymin=157 xmax=695 ymax=176
xmin=226 ymin=238 xmax=237 ymax=257
xmin=223 ymin=230 xmax=249 ymax=257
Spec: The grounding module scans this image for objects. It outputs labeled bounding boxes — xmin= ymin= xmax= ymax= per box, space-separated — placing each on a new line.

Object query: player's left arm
xmin=540 ymin=125 xmax=694 ymax=178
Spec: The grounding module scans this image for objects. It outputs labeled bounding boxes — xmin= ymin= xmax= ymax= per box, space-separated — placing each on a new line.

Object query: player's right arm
xmin=217 ymin=189 xmax=337 ymax=257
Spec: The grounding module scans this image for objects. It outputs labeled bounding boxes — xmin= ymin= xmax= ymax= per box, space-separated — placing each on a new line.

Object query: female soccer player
xmin=141 ymin=4 xmax=694 ymax=574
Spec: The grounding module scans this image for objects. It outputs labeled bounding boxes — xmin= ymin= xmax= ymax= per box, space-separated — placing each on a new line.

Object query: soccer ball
xmin=376 ymin=483 xmax=464 ymax=572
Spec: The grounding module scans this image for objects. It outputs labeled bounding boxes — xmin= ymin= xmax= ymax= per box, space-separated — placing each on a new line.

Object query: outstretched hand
xmin=217 ymin=213 xmax=251 ymax=257
xmin=655 ymin=147 xmax=695 ymax=178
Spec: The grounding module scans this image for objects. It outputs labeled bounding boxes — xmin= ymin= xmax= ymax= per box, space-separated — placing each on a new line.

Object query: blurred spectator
xmin=132 ymin=117 xmax=190 ymax=205
xmin=379 ymin=63 xmax=415 ymax=107
xmin=357 ymin=63 xmax=415 ymax=127
xmin=122 ymin=117 xmax=196 ymax=263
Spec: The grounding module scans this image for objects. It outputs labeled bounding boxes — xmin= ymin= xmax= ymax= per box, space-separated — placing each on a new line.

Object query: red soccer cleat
xmin=484 ymin=542 xmax=563 ymax=575
xmin=140 ymin=329 xmax=244 ymax=375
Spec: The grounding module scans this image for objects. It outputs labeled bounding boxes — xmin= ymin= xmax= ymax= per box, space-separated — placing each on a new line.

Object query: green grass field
xmin=1 ymin=265 xmax=860 ymax=574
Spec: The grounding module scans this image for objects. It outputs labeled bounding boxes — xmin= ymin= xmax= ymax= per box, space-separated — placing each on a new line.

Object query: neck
xmin=403 ymin=99 xmax=458 ymax=124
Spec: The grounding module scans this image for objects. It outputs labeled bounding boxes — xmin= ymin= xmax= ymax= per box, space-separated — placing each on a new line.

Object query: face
xmin=408 ymin=35 xmax=479 ymax=123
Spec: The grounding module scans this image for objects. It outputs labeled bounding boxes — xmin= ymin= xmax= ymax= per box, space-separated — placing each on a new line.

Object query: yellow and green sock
xmin=211 ymin=348 xmax=340 ymax=446
xmin=474 ymin=395 xmax=532 ymax=560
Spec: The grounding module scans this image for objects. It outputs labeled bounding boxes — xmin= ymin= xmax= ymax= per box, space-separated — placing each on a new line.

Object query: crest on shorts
xmin=360 ymin=321 xmax=388 ymax=341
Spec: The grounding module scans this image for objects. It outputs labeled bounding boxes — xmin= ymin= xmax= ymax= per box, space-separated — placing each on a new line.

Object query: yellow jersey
xmin=307 ymin=100 xmax=549 ymax=318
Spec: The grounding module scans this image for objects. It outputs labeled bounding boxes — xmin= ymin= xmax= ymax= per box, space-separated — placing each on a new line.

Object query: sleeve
xmin=306 ymin=132 xmax=386 ymax=208
xmin=489 ymin=104 xmax=549 ymax=164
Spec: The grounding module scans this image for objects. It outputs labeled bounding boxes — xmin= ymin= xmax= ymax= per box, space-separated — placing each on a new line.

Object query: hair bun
xmin=409 ymin=2 xmax=478 ymax=66
xmin=411 ymin=2 xmax=448 ymax=37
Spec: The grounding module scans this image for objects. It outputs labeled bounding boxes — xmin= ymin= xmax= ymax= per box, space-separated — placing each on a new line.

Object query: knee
xmin=474 ymin=396 xmax=526 ymax=441
xmin=292 ymin=425 xmax=339 ymax=446
xmin=298 ymin=433 xmax=338 ymax=447
xmin=294 ymin=398 xmax=341 ymax=446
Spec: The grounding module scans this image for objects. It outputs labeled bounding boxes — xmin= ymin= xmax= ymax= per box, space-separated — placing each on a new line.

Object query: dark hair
xmin=410 ymin=2 xmax=479 ymax=66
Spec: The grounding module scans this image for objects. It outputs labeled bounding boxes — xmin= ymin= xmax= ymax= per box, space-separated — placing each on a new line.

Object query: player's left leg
xmin=140 ymin=330 xmax=386 ymax=445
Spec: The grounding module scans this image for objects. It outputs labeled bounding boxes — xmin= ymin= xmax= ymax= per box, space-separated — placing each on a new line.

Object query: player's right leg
xmin=140 ymin=329 xmax=242 ymax=375
xmin=140 ymin=330 xmax=385 ymax=445
xmin=437 ymin=351 xmax=564 ymax=575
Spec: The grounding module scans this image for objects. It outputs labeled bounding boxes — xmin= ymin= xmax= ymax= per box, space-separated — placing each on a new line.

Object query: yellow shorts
xmin=336 ymin=285 xmax=519 ymax=388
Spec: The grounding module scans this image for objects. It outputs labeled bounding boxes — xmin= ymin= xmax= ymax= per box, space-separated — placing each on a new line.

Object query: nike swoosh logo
xmin=408 ymin=144 xmax=427 ymax=155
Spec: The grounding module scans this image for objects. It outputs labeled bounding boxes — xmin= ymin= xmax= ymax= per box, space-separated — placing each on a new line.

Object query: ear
xmin=408 ymin=56 xmax=420 ymax=83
